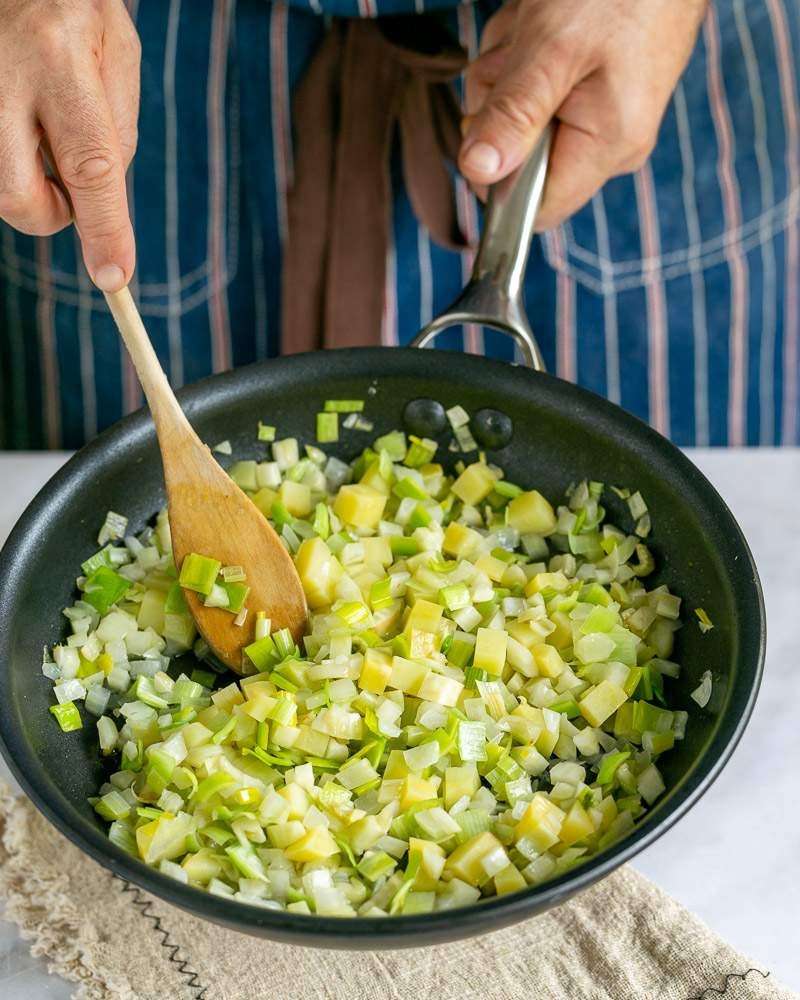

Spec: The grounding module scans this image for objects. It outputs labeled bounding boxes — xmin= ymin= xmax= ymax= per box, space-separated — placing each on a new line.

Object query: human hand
xmin=0 ymin=0 xmax=140 ymax=291
xmin=459 ymin=0 xmax=708 ymax=230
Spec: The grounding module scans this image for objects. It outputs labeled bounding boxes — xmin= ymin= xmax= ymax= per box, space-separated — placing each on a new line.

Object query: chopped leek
xmin=47 ymin=419 xmax=692 ymax=917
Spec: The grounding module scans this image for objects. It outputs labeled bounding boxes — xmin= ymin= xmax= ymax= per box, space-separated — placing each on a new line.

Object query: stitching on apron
xmin=543 ymin=187 xmax=800 ymax=295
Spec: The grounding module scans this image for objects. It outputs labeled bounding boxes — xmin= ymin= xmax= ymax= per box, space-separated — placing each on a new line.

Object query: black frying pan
xmin=0 ymin=345 xmax=764 ymax=947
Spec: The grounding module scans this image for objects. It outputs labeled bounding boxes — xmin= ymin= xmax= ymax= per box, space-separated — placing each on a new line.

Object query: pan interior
xmin=0 ymin=348 xmax=763 ymax=944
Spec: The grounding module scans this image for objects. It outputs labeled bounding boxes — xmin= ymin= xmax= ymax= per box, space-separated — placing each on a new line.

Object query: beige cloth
xmin=0 ymin=784 xmax=794 ymax=1000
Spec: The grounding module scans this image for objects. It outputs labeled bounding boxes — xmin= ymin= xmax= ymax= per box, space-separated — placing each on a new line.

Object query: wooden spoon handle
xmin=104 ymin=287 xmax=189 ymax=437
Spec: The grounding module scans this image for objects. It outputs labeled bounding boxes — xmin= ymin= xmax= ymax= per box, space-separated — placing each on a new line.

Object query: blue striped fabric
xmin=0 ymin=0 xmax=798 ymax=448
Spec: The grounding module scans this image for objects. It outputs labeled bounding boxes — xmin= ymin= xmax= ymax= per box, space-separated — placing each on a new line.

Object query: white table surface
xmin=1 ymin=449 xmax=798 ymax=997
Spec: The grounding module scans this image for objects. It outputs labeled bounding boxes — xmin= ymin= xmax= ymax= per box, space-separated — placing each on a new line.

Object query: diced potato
xmin=474 ymin=554 xmax=508 ymax=583
xmin=524 ymin=571 xmax=570 ymax=596
xmin=514 ymin=794 xmax=565 ymax=851
xmin=532 ymin=644 xmax=566 ymax=679
xmin=451 ymin=464 xmax=496 ymax=506
xmin=408 ymin=628 xmax=439 ymax=658
xmin=388 ymin=656 xmax=428 ymax=695
xmin=444 ymin=764 xmax=479 ymax=808
xmin=358 ymin=648 xmax=393 ymax=694
xmin=284 ymin=827 xmax=340 ymax=862
xmin=360 ymin=460 xmax=392 ymax=496
xmin=444 ymin=831 xmax=504 ymax=886
xmin=405 ymin=598 xmax=443 ymax=634
xmin=559 ymin=800 xmax=596 ymax=846
xmin=416 ymin=672 xmax=463 ymax=707
xmin=547 ymin=610 xmax=573 ymax=649
xmin=348 ymin=815 xmax=385 ymax=855
xmin=295 ymin=537 xmax=343 ymax=609
xmin=399 ymin=775 xmax=437 ymax=811
xmin=409 ymin=838 xmax=446 ymax=890
xmin=383 ymin=748 xmax=411 ymax=780
xmin=507 ymin=490 xmax=557 ymax=535
xmin=333 ymin=484 xmax=387 ymax=529
xmin=361 ymin=536 xmax=393 ymax=566
xmin=442 ymin=521 xmax=482 ymax=559
xmin=494 ymin=863 xmax=527 ymax=895
xmin=473 ymin=627 xmax=508 ymax=677
xmin=578 ymin=680 xmax=628 ymax=727
xmin=277 ymin=782 xmax=310 ymax=820
xmin=279 ymin=480 xmax=312 ymax=517
xmin=251 ymin=486 xmax=278 ymax=516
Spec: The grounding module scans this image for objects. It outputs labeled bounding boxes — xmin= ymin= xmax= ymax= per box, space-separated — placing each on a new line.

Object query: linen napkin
xmin=0 ymin=785 xmax=793 ymax=1000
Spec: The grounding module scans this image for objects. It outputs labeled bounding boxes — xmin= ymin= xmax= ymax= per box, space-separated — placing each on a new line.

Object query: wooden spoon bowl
xmin=105 ymin=287 xmax=307 ymax=672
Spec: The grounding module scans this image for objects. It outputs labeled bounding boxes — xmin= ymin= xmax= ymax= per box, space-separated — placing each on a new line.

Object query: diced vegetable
xmin=46 ymin=415 xmax=691 ymax=919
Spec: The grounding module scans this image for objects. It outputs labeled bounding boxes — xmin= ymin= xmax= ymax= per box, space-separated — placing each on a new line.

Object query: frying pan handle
xmin=410 ymin=125 xmax=552 ymax=371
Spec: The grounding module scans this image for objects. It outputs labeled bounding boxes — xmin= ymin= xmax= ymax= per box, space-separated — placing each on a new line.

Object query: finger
xmin=534 ymin=74 xmax=661 ymax=230
xmin=464 ymin=44 xmax=509 ymax=117
xmin=99 ymin=1 xmax=141 ymax=168
xmin=40 ymin=71 xmax=134 ymax=292
xmin=478 ymin=1 xmax=518 ymax=56
xmin=533 ymin=123 xmax=613 ymax=230
xmin=459 ymin=40 xmax=580 ymax=186
xmin=0 ymin=115 xmax=72 ymax=235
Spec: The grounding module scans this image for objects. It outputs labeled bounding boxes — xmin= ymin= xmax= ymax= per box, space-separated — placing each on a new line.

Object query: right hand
xmin=0 ymin=0 xmax=140 ymax=291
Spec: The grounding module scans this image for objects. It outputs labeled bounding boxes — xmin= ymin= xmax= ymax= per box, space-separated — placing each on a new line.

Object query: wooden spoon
xmin=104 ymin=287 xmax=307 ymax=672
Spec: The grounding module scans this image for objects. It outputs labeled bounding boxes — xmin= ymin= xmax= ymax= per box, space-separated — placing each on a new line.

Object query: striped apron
xmin=1 ymin=0 xmax=798 ymax=449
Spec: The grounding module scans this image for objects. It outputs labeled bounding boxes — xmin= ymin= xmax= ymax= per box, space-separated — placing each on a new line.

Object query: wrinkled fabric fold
xmin=281 ymin=18 xmax=468 ymax=353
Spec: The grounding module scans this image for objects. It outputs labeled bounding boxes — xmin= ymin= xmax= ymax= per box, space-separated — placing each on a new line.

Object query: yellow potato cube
xmin=361 ymin=536 xmax=393 ymax=566
xmin=279 ymin=480 xmax=312 ymax=517
xmin=399 ymin=775 xmax=437 ymax=811
xmin=333 ymin=484 xmax=387 ymax=529
xmin=284 ymin=826 xmax=340 ymax=862
xmin=277 ymin=782 xmax=310 ymax=820
xmin=444 ymin=831 xmax=504 ymax=886
xmin=559 ymin=801 xmax=596 ymax=846
xmin=547 ymin=610 xmax=573 ymax=650
xmin=416 ymin=671 xmax=464 ymax=707
xmin=360 ymin=460 xmax=392 ymax=496
xmin=494 ymin=863 xmax=527 ymax=896
xmin=524 ymin=571 xmax=570 ymax=596
xmin=388 ymin=656 xmax=428 ymax=694
xmin=348 ymin=815 xmax=385 ymax=855
xmin=474 ymin=627 xmax=508 ymax=677
xmin=578 ymin=681 xmax=628 ymax=727
xmin=409 ymin=838 xmax=446 ymax=890
xmin=515 ymin=794 xmax=565 ymax=852
xmin=383 ymin=748 xmax=411 ymax=780
xmin=451 ymin=463 xmax=496 ymax=505
xmin=409 ymin=628 xmax=439 ymax=658
xmin=358 ymin=648 xmax=393 ymax=694
xmin=532 ymin=644 xmax=566 ymax=679
xmin=444 ymin=764 xmax=480 ymax=808
xmin=251 ymin=487 xmax=278 ymax=516
xmin=507 ymin=490 xmax=557 ymax=535
xmin=474 ymin=553 xmax=508 ymax=583
xmin=442 ymin=521 xmax=482 ymax=559
xmin=406 ymin=598 xmax=444 ymax=634
xmin=295 ymin=537 xmax=343 ymax=609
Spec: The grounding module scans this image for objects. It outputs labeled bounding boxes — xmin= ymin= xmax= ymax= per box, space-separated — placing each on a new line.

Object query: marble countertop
xmin=1 ymin=449 xmax=798 ymax=997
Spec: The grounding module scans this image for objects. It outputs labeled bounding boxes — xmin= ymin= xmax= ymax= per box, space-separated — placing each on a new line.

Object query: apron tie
xmin=281 ymin=17 xmax=468 ymax=353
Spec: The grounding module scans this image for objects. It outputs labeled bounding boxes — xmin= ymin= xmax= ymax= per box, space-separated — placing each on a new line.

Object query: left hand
xmin=459 ymin=0 xmax=708 ymax=230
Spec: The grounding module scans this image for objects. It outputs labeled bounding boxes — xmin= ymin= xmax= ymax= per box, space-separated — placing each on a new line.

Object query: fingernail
xmin=462 ymin=141 xmax=501 ymax=177
xmin=93 ymin=264 xmax=126 ymax=293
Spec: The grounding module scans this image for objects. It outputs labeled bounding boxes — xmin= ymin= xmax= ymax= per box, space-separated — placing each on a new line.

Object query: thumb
xmin=459 ymin=50 xmax=573 ymax=186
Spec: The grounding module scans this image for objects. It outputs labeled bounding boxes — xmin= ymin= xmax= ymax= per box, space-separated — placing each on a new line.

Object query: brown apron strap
xmin=281 ymin=18 xmax=468 ymax=354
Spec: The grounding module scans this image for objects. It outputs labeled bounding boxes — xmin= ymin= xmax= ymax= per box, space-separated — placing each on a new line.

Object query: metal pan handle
xmin=410 ymin=125 xmax=551 ymax=371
